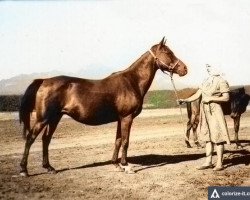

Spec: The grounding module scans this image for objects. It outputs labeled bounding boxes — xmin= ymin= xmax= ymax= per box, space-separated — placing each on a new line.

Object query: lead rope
xmin=170 ymin=74 xmax=186 ymax=136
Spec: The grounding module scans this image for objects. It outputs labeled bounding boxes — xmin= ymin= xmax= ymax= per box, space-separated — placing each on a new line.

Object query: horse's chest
xmin=116 ymin=91 xmax=140 ymax=106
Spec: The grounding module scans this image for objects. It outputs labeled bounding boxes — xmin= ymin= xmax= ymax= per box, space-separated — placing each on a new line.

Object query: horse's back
xmin=41 ymin=75 xmax=96 ymax=88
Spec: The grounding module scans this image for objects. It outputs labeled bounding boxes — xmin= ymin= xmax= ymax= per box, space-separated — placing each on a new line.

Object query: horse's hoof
xmin=119 ymin=164 xmax=135 ymax=174
xmin=20 ymin=171 xmax=29 ymax=177
xmin=125 ymin=167 xmax=135 ymax=174
xmin=46 ymin=167 xmax=57 ymax=174
xmin=195 ymin=142 xmax=202 ymax=149
xmin=185 ymin=141 xmax=192 ymax=148
xmin=43 ymin=165 xmax=57 ymax=174
xmin=48 ymin=169 xmax=57 ymax=174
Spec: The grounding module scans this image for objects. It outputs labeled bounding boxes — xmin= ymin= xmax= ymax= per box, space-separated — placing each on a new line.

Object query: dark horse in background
xmin=19 ymin=38 xmax=188 ymax=176
xmin=185 ymin=87 xmax=250 ymax=149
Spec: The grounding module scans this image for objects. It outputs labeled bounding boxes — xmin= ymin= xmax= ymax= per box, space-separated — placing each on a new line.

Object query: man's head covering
xmin=206 ymin=64 xmax=222 ymax=76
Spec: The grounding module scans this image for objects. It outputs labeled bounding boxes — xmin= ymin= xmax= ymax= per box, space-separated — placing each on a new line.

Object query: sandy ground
xmin=0 ymin=109 xmax=249 ymax=200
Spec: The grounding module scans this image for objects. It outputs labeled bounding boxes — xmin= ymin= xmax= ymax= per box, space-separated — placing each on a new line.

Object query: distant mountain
xmin=0 ymin=71 xmax=68 ymax=95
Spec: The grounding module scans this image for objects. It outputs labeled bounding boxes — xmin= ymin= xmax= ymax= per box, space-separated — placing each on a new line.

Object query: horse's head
xmin=150 ymin=37 xmax=188 ymax=76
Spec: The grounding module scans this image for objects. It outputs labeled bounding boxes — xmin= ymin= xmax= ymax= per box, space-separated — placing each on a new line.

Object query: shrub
xmin=0 ymin=95 xmax=21 ymax=112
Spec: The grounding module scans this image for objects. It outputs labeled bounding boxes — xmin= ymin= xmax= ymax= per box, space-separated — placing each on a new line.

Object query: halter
xmin=149 ymin=49 xmax=179 ymax=77
xmin=149 ymin=49 xmax=185 ymax=136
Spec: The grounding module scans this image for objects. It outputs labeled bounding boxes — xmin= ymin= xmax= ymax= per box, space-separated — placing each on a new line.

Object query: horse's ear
xmin=159 ymin=37 xmax=166 ymax=48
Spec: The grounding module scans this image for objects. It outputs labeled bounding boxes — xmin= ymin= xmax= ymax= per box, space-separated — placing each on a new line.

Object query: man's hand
xmin=202 ymin=97 xmax=211 ymax=104
xmin=177 ymin=99 xmax=187 ymax=105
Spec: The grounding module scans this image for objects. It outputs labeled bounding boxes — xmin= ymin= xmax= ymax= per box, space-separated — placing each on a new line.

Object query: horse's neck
xmin=127 ymin=52 xmax=157 ymax=97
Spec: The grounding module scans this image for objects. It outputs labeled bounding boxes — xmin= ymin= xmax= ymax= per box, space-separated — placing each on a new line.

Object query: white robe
xmin=199 ymin=75 xmax=231 ymax=144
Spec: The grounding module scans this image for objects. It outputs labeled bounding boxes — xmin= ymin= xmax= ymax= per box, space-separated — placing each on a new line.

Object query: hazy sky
xmin=0 ymin=0 xmax=250 ymax=88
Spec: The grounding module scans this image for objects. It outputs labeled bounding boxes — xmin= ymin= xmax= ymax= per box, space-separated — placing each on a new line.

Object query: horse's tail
xmin=19 ymin=79 xmax=44 ymax=139
xmin=186 ymin=102 xmax=192 ymax=119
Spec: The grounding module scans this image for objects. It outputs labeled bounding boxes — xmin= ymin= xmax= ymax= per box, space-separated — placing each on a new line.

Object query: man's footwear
xmin=213 ymin=166 xmax=224 ymax=171
xmin=196 ymin=164 xmax=214 ymax=170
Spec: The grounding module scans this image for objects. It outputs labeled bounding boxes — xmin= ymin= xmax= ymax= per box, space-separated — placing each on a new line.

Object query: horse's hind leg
xmin=20 ymin=121 xmax=46 ymax=176
xmin=185 ymin=121 xmax=192 ymax=148
xmin=190 ymin=113 xmax=202 ymax=148
xmin=193 ymin=124 xmax=202 ymax=148
xmin=42 ymin=115 xmax=62 ymax=174
xmin=233 ymin=116 xmax=242 ymax=149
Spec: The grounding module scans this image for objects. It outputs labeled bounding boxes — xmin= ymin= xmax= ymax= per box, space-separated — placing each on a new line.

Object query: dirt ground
xmin=0 ymin=109 xmax=249 ymax=200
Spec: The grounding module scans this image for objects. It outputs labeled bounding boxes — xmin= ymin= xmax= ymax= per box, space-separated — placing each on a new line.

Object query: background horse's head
xmin=150 ymin=37 xmax=188 ymax=76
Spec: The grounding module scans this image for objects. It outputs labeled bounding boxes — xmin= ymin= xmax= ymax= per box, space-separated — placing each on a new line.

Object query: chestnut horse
xmin=19 ymin=37 xmax=188 ymax=176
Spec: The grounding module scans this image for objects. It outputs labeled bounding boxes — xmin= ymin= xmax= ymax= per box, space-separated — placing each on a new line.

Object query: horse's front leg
xmin=111 ymin=121 xmax=123 ymax=171
xmin=193 ymin=124 xmax=202 ymax=148
xmin=119 ymin=115 xmax=135 ymax=173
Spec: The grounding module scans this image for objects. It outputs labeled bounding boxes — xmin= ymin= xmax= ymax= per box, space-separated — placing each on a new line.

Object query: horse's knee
xmin=115 ymin=138 xmax=122 ymax=147
xmin=122 ymin=139 xmax=129 ymax=150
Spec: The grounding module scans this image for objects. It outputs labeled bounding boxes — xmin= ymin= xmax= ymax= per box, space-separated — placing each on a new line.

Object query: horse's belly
xmin=81 ymin=114 xmax=118 ymax=125
xmin=66 ymin=107 xmax=118 ymax=125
